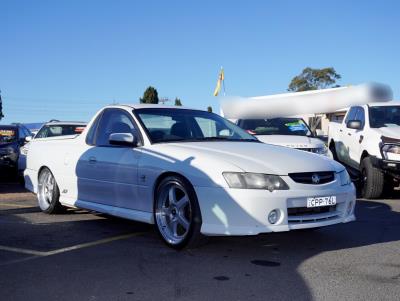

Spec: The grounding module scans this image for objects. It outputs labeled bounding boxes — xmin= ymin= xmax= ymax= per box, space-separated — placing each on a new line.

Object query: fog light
xmin=268 ymin=210 xmax=279 ymax=224
xmin=347 ymin=201 xmax=353 ymax=215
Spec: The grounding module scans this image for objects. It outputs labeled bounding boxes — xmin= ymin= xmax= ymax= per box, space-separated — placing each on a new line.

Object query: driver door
xmin=346 ymin=107 xmax=365 ymax=169
xmin=337 ymin=107 xmax=358 ymax=166
xmin=77 ymin=108 xmax=143 ymax=210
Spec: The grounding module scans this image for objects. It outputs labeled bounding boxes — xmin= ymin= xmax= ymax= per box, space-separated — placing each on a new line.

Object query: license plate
xmin=307 ymin=196 xmax=337 ymax=208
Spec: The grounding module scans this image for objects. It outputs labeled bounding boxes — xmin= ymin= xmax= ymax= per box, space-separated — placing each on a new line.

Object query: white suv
xmin=328 ymin=102 xmax=400 ymax=198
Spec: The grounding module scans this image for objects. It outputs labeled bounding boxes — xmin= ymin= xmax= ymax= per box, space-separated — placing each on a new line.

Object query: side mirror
xmin=109 ymin=133 xmax=137 ymax=147
xmin=347 ymin=120 xmax=362 ymax=130
xmin=25 ymin=136 xmax=33 ymax=142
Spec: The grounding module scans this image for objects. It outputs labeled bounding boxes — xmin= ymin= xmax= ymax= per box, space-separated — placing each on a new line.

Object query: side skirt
xmin=72 ymin=199 xmax=154 ymax=224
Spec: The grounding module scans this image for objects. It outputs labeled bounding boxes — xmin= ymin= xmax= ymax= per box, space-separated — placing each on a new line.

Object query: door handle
xmin=339 ymin=129 xmax=343 ymax=132
xmin=347 ymin=133 xmax=352 ymax=136
xmin=89 ymin=156 xmax=97 ymax=164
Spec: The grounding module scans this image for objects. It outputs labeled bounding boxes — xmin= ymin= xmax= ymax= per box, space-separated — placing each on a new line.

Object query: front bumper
xmin=371 ymin=156 xmax=400 ymax=176
xmin=195 ymin=177 xmax=356 ymax=236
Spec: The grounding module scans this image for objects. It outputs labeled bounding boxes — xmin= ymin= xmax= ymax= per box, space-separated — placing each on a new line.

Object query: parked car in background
xmin=18 ymin=121 xmax=86 ymax=173
xmin=328 ymin=102 xmax=400 ymax=198
xmin=23 ymin=122 xmax=45 ymax=136
xmin=25 ymin=105 xmax=355 ymax=249
xmin=237 ymin=117 xmax=331 ymax=157
xmin=0 ymin=123 xmax=32 ymax=176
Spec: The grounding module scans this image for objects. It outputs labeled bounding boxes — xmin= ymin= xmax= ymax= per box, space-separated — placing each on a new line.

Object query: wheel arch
xmin=360 ymin=150 xmax=369 ymax=163
xmin=152 ymin=171 xmax=195 ymax=205
xmin=37 ymin=165 xmax=60 ymax=188
xmin=38 ymin=165 xmax=51 ymax=180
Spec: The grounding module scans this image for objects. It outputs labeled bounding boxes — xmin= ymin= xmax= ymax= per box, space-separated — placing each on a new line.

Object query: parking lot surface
xmin=0 ymin=181 xmax=399 ymax=301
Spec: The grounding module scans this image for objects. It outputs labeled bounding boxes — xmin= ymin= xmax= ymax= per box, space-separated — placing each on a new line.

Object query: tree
xmin=0 ymin=91 xmax=4 ymax=121
xmin=174 ymin=98 xmax=182 ymax=106
xmin=288 ymin=67 xmax=341 ymax=92
xmin=207 ymin=106 xmax=213 ymax=113
xmin=140 ymin=86 xmax=159 ymax=104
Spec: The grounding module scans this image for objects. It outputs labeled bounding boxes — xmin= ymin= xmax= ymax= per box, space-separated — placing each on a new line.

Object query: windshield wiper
xmin=195 ymin=137 xmax=259 ymax=142
xmin=154 ymin=137 xmax=259 ymax=143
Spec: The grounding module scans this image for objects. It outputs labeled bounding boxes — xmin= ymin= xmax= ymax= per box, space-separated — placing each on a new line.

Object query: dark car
xmin=0 ymin=124 xmax=32 ymax=175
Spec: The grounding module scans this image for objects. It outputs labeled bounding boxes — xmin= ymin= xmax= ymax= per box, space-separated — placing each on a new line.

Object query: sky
xmin=1 ymin=0 xmax=399 ymax=123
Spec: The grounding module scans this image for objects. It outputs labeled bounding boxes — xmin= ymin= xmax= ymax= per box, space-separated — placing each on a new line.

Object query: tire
xmin=37 ymin=168 xmax=65 ymax=214
xmin=329 ymin=142 xmax=338 ymax=161
xmin=360 ymin=157 xmax=384 ymax=199
xmin=154 ymin=175 xmax=205 ymax=249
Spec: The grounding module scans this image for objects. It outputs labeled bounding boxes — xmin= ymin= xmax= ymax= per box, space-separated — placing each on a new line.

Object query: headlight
xmin=313 ymin=145 xmax=329 ymax=156
xmin=381 ymin=144 xmax=400 ymax=159
xmin=338 ymin=170 xmax=351 ymax=186
xmin=223 ymin=172 xmax=289 ymax=191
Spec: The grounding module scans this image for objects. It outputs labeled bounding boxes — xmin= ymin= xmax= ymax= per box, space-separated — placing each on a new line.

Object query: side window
xmin=36 ymin=126 xmax=49 ymax=139
xmin=355 ymin=107 xmax=365 ymax=128
xmin=95 ymin=109 xmax=139 ymax=147
xmin=345 ymin=107 xmax=358 ymax=124
xmin=86 ymin=114 xmax=102 ymax=145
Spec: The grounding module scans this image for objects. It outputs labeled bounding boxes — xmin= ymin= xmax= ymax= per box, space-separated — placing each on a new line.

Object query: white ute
xmin=329 ymin=102 xmax=400 ymax=198
xmin=25 ymin=105 xmax=355 ymax=248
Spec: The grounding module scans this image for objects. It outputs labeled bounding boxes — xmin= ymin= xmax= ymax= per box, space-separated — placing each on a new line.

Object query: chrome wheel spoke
xmin=170 ymin=219 xmax=179 ymax=236
xmin=168 ymin=187 xmax=176 ymax=205
xmin=175 ymin=196 xmax=188 ymax=210
xmin=177 ymin=214 xmax=189 ymax=230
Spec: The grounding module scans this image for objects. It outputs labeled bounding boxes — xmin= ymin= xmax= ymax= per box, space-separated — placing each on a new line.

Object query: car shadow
xmin=2 ymin=144 xmax=398 ymax=300
xmin=0 ymin=197 xmax=399 ymax=300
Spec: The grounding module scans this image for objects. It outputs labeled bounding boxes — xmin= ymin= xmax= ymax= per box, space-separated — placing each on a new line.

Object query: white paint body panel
xmin=25 ymin=105 xmax=356 ymax=236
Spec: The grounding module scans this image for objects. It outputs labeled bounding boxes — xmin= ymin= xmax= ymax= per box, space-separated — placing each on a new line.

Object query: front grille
xmin=288 ymin=171 xmax=335 ymax=184
xmin=288 ymin=205 xmax=337 ymax=216
xmin=287 ymin=204 xmax=340 ymax=224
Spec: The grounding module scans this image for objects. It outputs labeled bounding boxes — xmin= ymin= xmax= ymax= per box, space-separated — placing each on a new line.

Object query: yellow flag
xmin=213 ymin=68 xmax=224 ymax=96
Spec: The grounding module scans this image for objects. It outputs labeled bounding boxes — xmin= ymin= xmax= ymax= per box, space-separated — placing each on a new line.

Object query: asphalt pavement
xmin=0 ymin=180 xmax=399 ymax=301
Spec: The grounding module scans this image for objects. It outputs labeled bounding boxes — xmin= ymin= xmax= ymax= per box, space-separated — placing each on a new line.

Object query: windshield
xmin=0 ymin=128 xmax=17 ymax=143
xmin=369 ymin=106 xmax=400 ymax=128
xmin=35 ymin=124 xmax=86 ymax=138
xmin=135 ymin=108 xmax=258 ymax=143
xmin=237 ymin=118 xmax=313 ymax=137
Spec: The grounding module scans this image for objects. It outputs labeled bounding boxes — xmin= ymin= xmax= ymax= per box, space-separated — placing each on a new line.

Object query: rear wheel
xmin=360 ymin=157 xmax=384 ymax=199
xmin=154 ymin=176 xmax=204 ymax=249
xmin=37 ymin=168 xmax=64 ymax=214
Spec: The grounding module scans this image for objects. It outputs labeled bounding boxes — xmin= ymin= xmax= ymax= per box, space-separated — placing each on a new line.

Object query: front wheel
xmin=360 ymin=157 xmax=384 ymax=199
xmin=154 ymin=176 xmax=204 ymax=249
xmin=37 ymin=168 xmax=64 ymax=214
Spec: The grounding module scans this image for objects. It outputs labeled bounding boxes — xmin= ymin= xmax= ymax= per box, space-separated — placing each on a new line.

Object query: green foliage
xmin=0 ymin=91 xmax=4 ymax=121
xmin=140 ymin=86 xmax=159 ymax=104
xmin=207 ymin=106 xmax=212 ymax=112
xmin=288 ymin=67 xmax=341 ymax=92
xmin=174 ymin=98 xmax=182 ymax=106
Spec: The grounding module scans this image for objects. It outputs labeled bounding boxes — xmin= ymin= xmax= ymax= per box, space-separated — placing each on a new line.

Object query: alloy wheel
xmin=155 ymin=181 xmax=192 ymax=245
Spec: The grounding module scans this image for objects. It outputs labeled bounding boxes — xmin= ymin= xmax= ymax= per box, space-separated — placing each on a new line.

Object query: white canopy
xmin=221 ymin=83 xmax=393 ymax=119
